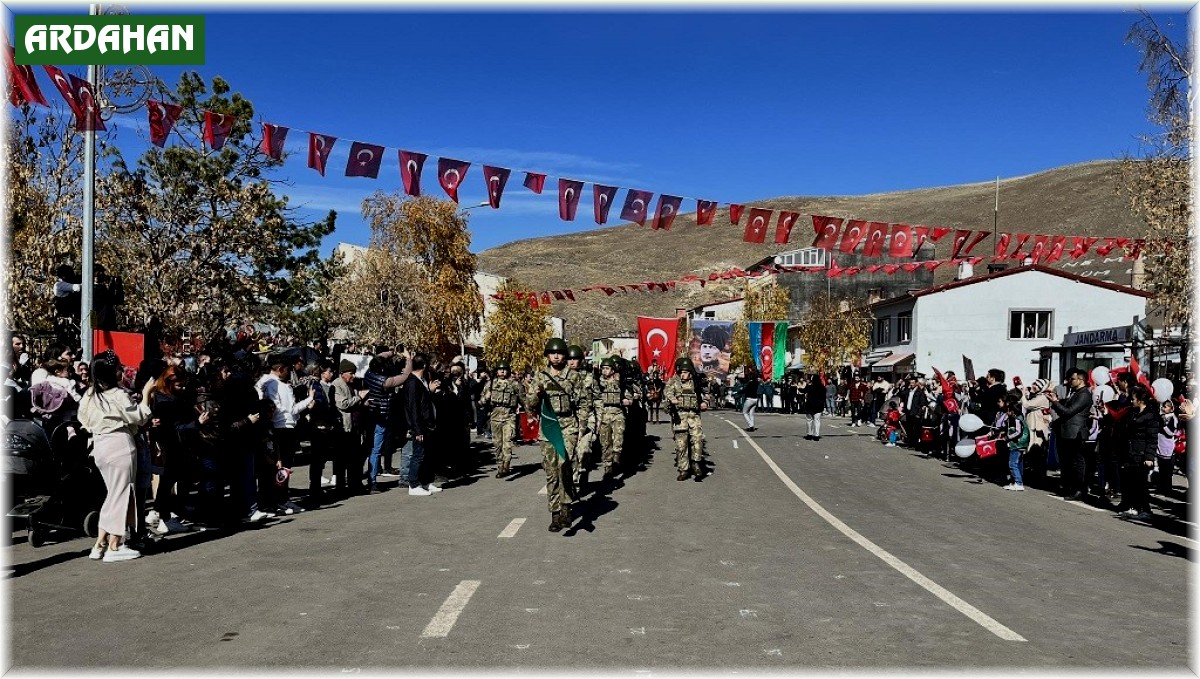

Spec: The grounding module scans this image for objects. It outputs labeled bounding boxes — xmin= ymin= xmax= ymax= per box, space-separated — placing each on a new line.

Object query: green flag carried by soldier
xmin=540 ymin=400 xmax=568 ymax=462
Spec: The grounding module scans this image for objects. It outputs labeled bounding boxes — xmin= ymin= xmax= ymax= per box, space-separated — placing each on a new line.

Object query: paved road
xmin=5 ymin=412 xmax=1191 ymax=671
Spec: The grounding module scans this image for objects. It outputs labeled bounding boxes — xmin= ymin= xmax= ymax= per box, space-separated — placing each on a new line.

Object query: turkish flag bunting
xmin=1126 ymin=238 xmax=1146 ymax=259
xmin=203 ymin=110 xmax=233 ymax=149
xmin=601 ymin=287 xmax=617 ymax=296
xmin=838 ymin=219 xmax=868 ymax=253
xmin=148 ymin=100 xmax=184 ymax=148
xmin=1069 ymin=236 xmax=1099 ymax=258
xmin=1095 ymin=238 xmax=1124 ymax=256
xmin=43 ymin=66 xmax=81 ymax=117
xmin=883 ymin=264 xmax=900 ymax=275
xmin=994 ymin=232 xmax=1012 ymax=258
xmin=743 ymin=208 xmax=772 ymax=244
xmin=827 ymin=262 xmax=844 ymax=278
xmin=901 ymin=262 xmax=921 ymax=273
xmin=888 ymin=224 xmax=914 ymax=257
xmin=529 ymin=295 xmax=539 ymax=309
xmin=866 ymin=264 xmax=883 ymax=273
xmin=541 ymin=292 xmax=552 ymax=306
xmin=437 ymin=158 xmax=470 ymax=203
xmin=5 ymin=41 xmax=47 ymax=106
xmin=1044 ymin=236 xmax=1068 ymax=263
xmin=812 ymin=215 xmax=844 ymax=250
xmin=551 ymin=290 xmax=565 ymax=301
xmin=1007 ymin=233 xmax=1031 ymax=259
xmin=862 ymin=221 xmax=889 ymax=257
xmin=483 ymin=165 xmax=511 ymax=208
xmin=842 ymin=266 xmax=862 ymax=276
xmin=696 ymin=200 xmax=718 ymax=225
xmin=962 ymin=231 xmax=990 ymax=256
xmin=523 ymin=172 xmax=546 ymax=194
xmin=968 ymin=256 xmax=985 ymax=267
xmin=653 ymin=194 xmax=683 ymax=231
xmin=260 ymin=122 xmax=288 ymax=159
xmin=558 ymin=179 xmax=584 ymax=221
xmin=912 ymin=226 xmax=932 ymax=254
xmin=729 ymin=204 xmax=745 ymax=225
xmin=399 ymin=150 xmax=426 ymax=196
xmin=775 ymin=211 xmax=800 ymax=244
xmin=593 ymin=184 xmax=617 ymax=224
xmin=346 ymin=142 xmax=385 ymax=179
xmin=564 ymin=290 xmax=576 ymax=302
xmin=69 ymin=74 xmax=105 ymax=132
xmin=1028 ymin=235 xmax=1051 ymax=261
xmin=620 ymin=189 xmax=653 ymax=226
xmin=929 ymin=227 xmax=950 ymax=242
xmin=308 ymin=133 xmax=337 ymax=176
xmin=923 ymin=260 xmax=942 ymax=271
xmin=637 ymin=317 xmax=679 ymax=378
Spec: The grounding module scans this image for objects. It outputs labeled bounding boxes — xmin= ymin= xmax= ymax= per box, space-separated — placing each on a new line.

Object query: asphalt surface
xmin=4 ymin=411 xmax=1192 ymax=671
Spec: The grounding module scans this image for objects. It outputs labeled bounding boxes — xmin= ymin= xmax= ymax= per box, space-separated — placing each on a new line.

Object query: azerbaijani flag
xmin=749 ymin=321 xmax=788 ymax=381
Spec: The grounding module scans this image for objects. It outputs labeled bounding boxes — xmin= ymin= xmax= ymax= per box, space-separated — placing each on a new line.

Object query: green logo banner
xmin=15 ymin=15 xmax=206 ymax=65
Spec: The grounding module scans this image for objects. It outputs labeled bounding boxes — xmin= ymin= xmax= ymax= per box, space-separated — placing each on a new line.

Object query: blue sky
xmin=7 ymin=6 xmax=1191 ymax=256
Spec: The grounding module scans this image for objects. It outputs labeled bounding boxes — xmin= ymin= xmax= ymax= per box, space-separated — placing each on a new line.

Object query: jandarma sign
xmin=14 ymin=15 xmax=205 ymax=65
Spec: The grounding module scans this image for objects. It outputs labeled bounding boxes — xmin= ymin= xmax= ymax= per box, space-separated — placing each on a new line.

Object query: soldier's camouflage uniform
xmin=483 ymin=375 xmax=523 ymax=474
xmin=664 ymin=374 xmax=704 ymax=473
xmin=523 ymin=366 xmax=581 ymax=514
xmin=569 ymin=368 xmax=596 ymax=487
xmin=595 ymin=373 xmax=632 ymax=474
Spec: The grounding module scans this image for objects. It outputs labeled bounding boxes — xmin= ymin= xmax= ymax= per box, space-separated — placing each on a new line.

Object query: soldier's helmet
xmin=494 ymin=360 xmax=511 ymax=372
xmin=675 ymin=357 xmax=694 ymax=374
xmin=600 ymin=357 xmax=617 ymax=369
xmin=544 ymin=338 xmax=569 ymax=356
xmin=566 ymin=345 xmax=586 ymax=361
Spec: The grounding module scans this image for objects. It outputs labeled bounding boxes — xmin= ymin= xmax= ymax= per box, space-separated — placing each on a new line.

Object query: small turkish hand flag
xmin=345 ymin=142 xmax=385 ymax=179
xmin=775 ymin=211 xmax=800 ymax=244
xmin=308 ymin=133 xmax=337 ymax=176
xmin=696 ymin=200 xmax=717 ymax=225
xmin=148 ymin=100 xmax=183 ymax=148
xmin=812 ymin=215 xmax=843 ymax=249
xmin=399 ymin=150 xmax=426 ymax=196
xmin=652 ymin=194 xmax=683 ymax=231
xmin=558 ymin=178 xmax=584 ymax=221
xmin=593 ymin=184 xmax=617 ymax=224
xmin=743 ymin=208 xmax=771 ymax=244
xmin=260 ymin=123 xmax=288 ymax=160
xmin=203 ymin=110 xmax=234 ymax=149
xmin=975 ymin=437 xmax=998 ymax=459
xmin=483 ymin=165 xmax=511 ymax=208
xmin=620 ymin=189 xmax=653 ymax=226
xmin=437 ymin=157 xmax=471 ymax=203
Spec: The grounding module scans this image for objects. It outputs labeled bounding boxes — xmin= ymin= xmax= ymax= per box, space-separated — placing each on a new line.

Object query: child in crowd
xmin=883 ymin=403 xmax=903 ymax=447
xmin=1000 ymin=392 xmax=1029 ymax=490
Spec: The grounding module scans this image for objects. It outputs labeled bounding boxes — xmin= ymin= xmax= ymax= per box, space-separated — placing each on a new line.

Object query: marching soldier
xmin=596 ymin=357 xmax=633 ymax=480
xmin=665 ymin=357 xmax=707 ymax=481
xmin=566 ymin=345 xmax=596 ymax=490
xmin=524 ymin=338 xmax=581 ymax=532
xmin=482 ymin=360 xmax=524 ymax=478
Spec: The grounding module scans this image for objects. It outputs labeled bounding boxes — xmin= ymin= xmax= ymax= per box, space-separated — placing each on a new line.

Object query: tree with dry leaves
xmin=1121 ymin=11 xmax=1193 ymax=357
xmin=322 ymin=246 xmax=426 ymax=347
xmin=730 ymin=281 xmax=792 ymax=369
xmin=794 ymin=293 xmax=871 ymax=375
xmin=359 ymin=193 xmax=483 ymax=358
xmin=483 ymin=279 xmax=551 ymax=375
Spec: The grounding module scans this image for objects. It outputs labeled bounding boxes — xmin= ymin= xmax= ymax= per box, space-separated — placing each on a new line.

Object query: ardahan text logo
xmin=15 ymin=15 xmax=205 ymax=65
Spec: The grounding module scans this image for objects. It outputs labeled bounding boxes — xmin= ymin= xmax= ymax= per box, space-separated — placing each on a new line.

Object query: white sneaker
xmin=885 ymin=442 xmax=896 ymax=447
xmin=323 ymin=476 xmax=335 ymax=487
xmin=378 ymin=471 xmax=399 ymax=478
xmin=1013 ymin=485 xmax=1025 ymax=491
xmin=102 ymin=545 xmax=141 ymax=562
xmin=247 ymin=510 xmax=274 ymax=522
xmin=408 ymin=486 xmax=433 ymax=496
xmin=426 ymin=484 xmax=443 ymax=493
xmin=1003 ymin=484 xmax=1015 ymax=490
xmin=89 ymin=545 xmax=106 ymax=560
xmin=145 ymin=510 xmax=161 ymax=527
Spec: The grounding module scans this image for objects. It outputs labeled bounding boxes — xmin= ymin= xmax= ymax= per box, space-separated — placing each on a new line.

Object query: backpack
xmin=1011 ymin=419 xmax=1030 ymax=451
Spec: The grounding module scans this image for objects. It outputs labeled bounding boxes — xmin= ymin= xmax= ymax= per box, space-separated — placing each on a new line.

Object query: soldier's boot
xmin=602 ymin=465 xmax=613 ymax=481
xmin=692 ymin=461 xmax=704 ymax=480
xmin=495 ymin=465 xmax=505 ymax=478
xmin=548 ymin=510 xmax=564 ymax=532
xmin=557 ymin=507 xmax=572 ymax=530
xmin=676 ymin=468 xmax=690 ymax=481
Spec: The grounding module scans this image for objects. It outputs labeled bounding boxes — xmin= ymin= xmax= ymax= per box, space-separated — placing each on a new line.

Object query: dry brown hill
xmin=477 ymin=160 xmax=1146 ymax=341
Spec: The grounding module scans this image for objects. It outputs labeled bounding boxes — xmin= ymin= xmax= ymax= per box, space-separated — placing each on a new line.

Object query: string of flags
xmin=7 ymin=52 xmax=1145 ymax=259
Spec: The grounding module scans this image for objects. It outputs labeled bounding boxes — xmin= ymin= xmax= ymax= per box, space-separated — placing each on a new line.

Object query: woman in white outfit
xmin=77 ymin=353 xmax=154 ymax=562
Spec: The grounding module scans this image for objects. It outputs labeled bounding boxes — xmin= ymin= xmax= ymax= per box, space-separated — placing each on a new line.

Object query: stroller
xmin=5 ymin=417 xmax=104 ymax=548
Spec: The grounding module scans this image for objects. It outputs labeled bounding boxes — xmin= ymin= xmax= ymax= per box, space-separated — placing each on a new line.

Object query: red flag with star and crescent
xmin=620 ymin=189 xmax=653 ymax=226
xmin=203 ymin=110 xmax=233 ymax=149
xmin=5 ymin=40 xmax=47 ymax=106
xmin=260 ymin=123 xmax=288 ymax=159
xmin=148 ymin=100 xmax=183 ymax=148
xmin=483 ymin=165 xmax=511 ymax=208
xmin=399 ymin=150 xmax=426 ymax=196
xmin=775 ymin=211 xmax=800 ymax=244
xmin=593 ymin=184 xmax=617 ymax=224
xmin=743 ymin=208 xmax=771 ymax=244
xmin=68 ymin=74 xmax=105 ymax=132
xmin=523 ymin=172 xmax=546 ymax=194
xmin=637 ymin=316 xmax=679 ymax=379
xmin=43 ymin=66 xmax=81 ymax=118
xmin=729 ymin=204 xmax=745 ymax=225
xmin=558 ymin=179 xmax=584 ymax=221
xmin=888 ymin=224 xmax=913 ymax=257
xmin=812 ymin=215 xmax=843 ymax=249
xmin=308 ymin=133 xmax=337 ymax=176
xmin=861 ymin=221 xmax=889 ymax=256
xmin=653 ymin=194 xmax=683 ymax=231
xmin=437 ymin=158 xmax=470 ymax=203
xmin=838 ymin=219 xmax=868 ymax=253
xmin=696 ymin=200 xmax=718 ymax=226
xmin=345 ymin=142 xmax=385 ymax=179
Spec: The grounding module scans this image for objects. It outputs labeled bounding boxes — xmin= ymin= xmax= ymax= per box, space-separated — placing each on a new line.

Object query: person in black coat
xmin=403 ymin=354 xmax=439 ymax=495
xmin=803 ymin=375 xmax=826 ymax=441
xmin=1047 ymin=367 xmax=1094 ymax=500
xmin=1117 ymin=384 xmax=1160 ymax=519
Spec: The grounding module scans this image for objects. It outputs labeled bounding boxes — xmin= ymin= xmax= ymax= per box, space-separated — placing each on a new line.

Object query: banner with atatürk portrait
xmin=688 ymin=320 xmax=734 ymax=385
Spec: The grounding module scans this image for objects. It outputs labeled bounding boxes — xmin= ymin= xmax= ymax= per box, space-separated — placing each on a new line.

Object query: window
xmin=703 ymin=311 xmax=715 ymax=319
xmin=775 ymin=249 xmax=826 ymax=267
xmin=897 ymin=312 xmax=912 ymax=343
xmin=1009 ymin=310 xmax=1052 ymax=340
xmin=875 ymin=317 xmax=891 ymax=345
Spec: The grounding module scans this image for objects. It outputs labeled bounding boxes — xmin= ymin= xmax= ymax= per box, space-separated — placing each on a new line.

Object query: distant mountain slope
xmin=477 ymin=160 xmax=1145 ymax=340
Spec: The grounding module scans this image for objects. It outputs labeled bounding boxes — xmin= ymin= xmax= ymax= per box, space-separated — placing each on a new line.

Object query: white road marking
xmin=538 ymin=485 xmax=547 ymax=495
xmin=1058 ymin=498 xmax=1106 ymax=512
xmin=723 ymin=418 xmax=1026 ymax=642
xmin=420 ymin=580 xmax=481 ymax=638
xmin=732 ymin=440 xmax=739 ymax=449
xmin=498 ymin=518 xmax=526 ymax=538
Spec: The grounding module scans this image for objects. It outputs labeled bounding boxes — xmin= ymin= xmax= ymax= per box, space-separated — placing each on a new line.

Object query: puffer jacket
xmin=1124 ymin=405 xmax=1162 ymax=465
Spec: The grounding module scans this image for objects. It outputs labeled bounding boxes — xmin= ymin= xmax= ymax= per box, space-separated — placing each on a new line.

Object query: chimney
xmin=1131 ymin=255 xmax=1146 ymax=289
xmin=956 ymin=260 xmax=974 ymax=280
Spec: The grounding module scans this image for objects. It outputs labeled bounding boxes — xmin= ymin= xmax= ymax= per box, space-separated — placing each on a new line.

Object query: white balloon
xmin=958 ymin=413 xmax=985 ymax=434
xmin=1091 ymin=365 xmax=1110 ymax=386
xmin=1152 ymin=378 xmax=1174 ymax=403
xmin=955 ymin=439 xmax=977 ymax=458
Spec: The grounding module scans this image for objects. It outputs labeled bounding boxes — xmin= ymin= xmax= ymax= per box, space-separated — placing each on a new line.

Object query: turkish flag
xmin=882 ymin=264 xmax=900 ymax=275
xmin=399 ymin=150 xmax=426 ymax=196
xmin=69 ymin=74 xmax=105 ymax=132
xmin=993 ymin=232 xmax=1012 ymax=258
xmin=564 ymin=290 xmax=576 ymax=302
xmin=775 ymin=211 xmax=800 ymax=244
xmin=838 ymin=219 xmax=868 ymax=253
xmin=558 ymin=178 xmax=584 ymax=221
xmin=148 ymin=100 xmax=183 ymax=148
xmin=888 ymin=224 xmax=914 ymax=257
xmin=929 ymin=227 xmax=950 ymax=242
xmin=593 ymin=184 xmax=617 ymax=224
xmin=975 ymin=437 xmax=999 ymax=459
xmin=1096 ymin=237 xmax=1126 ymax=256
xmin=653 ymin=194 xmax=683 ymax=230
xmin=961 ymin=231 xmax=990 ymax=256
xmin=437 ymin=157 xmax=470 ymax=203
xmin=1069 ymin=236 xmax=1099 ymax=258
xmin=743 ymin=208 xmax=771 ymax=244
xmin=308 ymin=133 xmax=337 ymax=176
xmin=345 ymin=142 xmax=385 ymax=179
xmin=620 ymin=189 xmax=653 ymax=225
xmin=1028 ymin=234 xmax=1051 ymax=262
xmin=1007 ymin=233 xmax=1031 ymax=260
xmin=260 ymin=122 xmax=288 ymax=159
xmin=5 ymin=41 xmax=47 ymax=106
xmin=1127 ymin=238 xmax=1146 ymax=259
xmin=812 ymin=215 xmax=843 ymax=249
xmin=43 ymin=66 xmax=81 ymax=118
xmin=637 ymin=316 xmax=679 ymax=378
xmin=901 ymin=262 xmax=921 ymax=273
xmin=866 ymin=265 xmax=883 ymax=273
xmin=483 ymin=165 xmax=511 ymax=208
xmin=861 ymin=221 xmax=889 ymax=256
xmin=203 ymin=110 xmax=233 ymax=149
xmin=923 ymin=260 xmax=942 ymax=271
xmin=523 ymin=172 xmax=546 ymax=194
xmin=1043 ymin=236 xmax=1068 ymax=263
xmin=729 ymin=204 xmax=744 ymax=225
xmin=911 ymin=226 xmax=933 ymax=254
xmin=696 ymin=200 xmax=717 ymax=225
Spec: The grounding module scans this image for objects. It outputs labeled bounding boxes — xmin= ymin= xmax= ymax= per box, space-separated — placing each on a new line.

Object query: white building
xmin=682 ymin=296 xmax=745 ymax=322
xmin=866 ymin=264 xmax=1150 ymax=385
